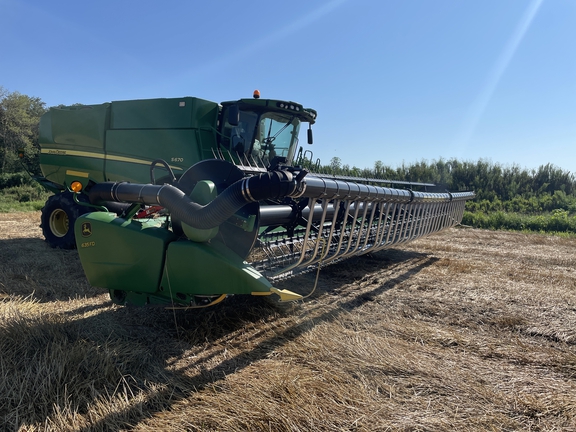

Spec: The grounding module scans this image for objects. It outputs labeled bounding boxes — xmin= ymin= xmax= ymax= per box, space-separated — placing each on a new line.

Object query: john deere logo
xmin=81 ymin=222 xmax=92 ymax=237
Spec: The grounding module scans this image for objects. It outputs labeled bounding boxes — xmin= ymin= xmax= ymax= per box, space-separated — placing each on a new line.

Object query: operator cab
xmin=219 ymin=91 xmax=317 ymax=168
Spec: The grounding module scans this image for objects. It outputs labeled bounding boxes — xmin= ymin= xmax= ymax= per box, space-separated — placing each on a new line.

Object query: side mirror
xmin=228 ymin=105 xmax=239 ymax=126
xmin=307 ymin=126 xmax=313 ymax=145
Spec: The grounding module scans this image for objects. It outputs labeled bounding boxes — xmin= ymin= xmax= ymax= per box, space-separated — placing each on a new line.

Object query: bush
xmin=462 ymin=211 xmax=489 ymax=228
xmin=0 ymin=184 xmax=51 ymax=212
xmin=0 ymin=172 xmax=34 ymax=189
xmin=463 ymin=209 xmax=576 ymax=234
xmin=1 ymin=184 xmax=47 ymax=202
xmin=524 ymin=215 xmax=547 ymax=232
xmin=548 ymin=209 xmax=571 ymax=232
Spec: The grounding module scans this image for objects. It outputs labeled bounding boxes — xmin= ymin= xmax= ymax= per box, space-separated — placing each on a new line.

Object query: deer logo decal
xmin=81 ymin=222 xmax=92 ymax=238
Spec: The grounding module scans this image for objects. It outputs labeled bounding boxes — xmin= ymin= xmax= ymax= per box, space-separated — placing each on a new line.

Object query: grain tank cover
xmin=39 ymin=104 xmax=110 ymax=149
xmin=39 ymin=97 xmax=221 ymax=188
xmin=110 ymin=97 xmax=218 ymax=130
xmin=39 ymin=104 xmax=111 ymax=186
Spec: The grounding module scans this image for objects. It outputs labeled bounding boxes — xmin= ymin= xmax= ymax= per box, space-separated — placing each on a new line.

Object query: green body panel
xmin=75 ymin=210 xmax=270 ymax=304
xmin=38 ymin=104 xmax=110 ymax=186
xmin=161 ymin=240 xmax=272 ymax=296
xmin=75 ymin=212 xmax=176 ymax=293
xmin=39 ymin=97 xmax=219 ymax=189
xmin=198 ymin=129 xmax=220 ymax=161
xmin=39 ymin=153 xmax=107 ymax=186
xmin=40 ymin=103 xmax=110 ymax=148
xmin=104 ymin=129 xmax=201 ymax=182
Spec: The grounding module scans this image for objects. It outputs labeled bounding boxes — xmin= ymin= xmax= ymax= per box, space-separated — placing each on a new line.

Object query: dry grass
xmin=1 ymin=212 xmax=576 ymax=431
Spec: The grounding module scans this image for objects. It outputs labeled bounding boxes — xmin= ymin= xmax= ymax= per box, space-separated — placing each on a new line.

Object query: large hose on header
xmin=87 ymin=170 xmax=302 ymax=230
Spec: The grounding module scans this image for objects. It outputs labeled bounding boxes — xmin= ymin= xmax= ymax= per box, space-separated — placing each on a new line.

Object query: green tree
xmin=329 ymin=156 xmax=342 ymax=174
xmin=374 ymin=160 xmax=384 ymax=178
xmin=0 ymin=87 xmax=47 ymax=174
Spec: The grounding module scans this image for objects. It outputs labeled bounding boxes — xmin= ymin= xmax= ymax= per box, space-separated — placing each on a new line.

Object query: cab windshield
xmin=220 ymin=109 xmax=301 ymax=167
xmin=254 ymin=113 xmax=301 ymax=164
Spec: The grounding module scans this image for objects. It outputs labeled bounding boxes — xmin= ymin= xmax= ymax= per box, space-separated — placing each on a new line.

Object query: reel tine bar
xmin=249 ymin=175 xmax=474 ymax=281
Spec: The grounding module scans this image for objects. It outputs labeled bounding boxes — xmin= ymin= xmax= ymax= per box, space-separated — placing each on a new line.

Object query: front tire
xmin=40 ymin=192 xmax=88 ymax=249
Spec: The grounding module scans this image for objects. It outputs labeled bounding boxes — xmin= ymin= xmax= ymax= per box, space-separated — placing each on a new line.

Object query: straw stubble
xmin=1 ymin=212 xmax=575 ymax=431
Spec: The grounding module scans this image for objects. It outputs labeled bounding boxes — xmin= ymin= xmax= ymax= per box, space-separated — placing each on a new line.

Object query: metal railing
xmin=211 ymin=149 xmax=475 ymax=280
xmin=247 ymin=174 xmax=474 ymax=281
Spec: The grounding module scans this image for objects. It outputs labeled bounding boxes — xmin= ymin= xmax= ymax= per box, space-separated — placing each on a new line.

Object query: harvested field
xmin=1 ymin=212 xmax=576 ymax=431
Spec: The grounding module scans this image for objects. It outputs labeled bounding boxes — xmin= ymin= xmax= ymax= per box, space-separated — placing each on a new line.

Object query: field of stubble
xmin=1 ymin=212 xmax=575 ymax=431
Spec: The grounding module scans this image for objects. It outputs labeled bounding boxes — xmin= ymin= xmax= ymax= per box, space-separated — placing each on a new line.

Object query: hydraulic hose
xmin=87 ymin=170 xmax=301 ymax=230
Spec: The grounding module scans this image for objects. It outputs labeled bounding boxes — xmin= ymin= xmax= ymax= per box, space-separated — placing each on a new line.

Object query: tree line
xmin=314 ymin=156 xmax=575 ymax=199
xmin=2 ymin=87 xmax=575 ymax=216
xmin=303 ymin=156 xmax=576 ymax=215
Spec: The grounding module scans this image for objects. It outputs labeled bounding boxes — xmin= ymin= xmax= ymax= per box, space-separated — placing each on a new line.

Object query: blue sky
xmin=2 ymin=0 xmax=575 ymax=173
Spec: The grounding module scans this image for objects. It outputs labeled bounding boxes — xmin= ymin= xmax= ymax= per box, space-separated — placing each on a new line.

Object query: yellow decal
xmin=81 ymin=241 xmax=96 ymax=248
xmin=41 ymin=148 xmax=183 ymax=171
xmin=66 ymin=170 xmax=89 ymax=178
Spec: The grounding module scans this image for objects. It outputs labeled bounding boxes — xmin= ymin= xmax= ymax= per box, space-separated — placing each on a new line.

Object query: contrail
xmin=455 ymin=0 xmax=545 ymax=150
xmin=185 ymin=0 xmax=349 ymax=78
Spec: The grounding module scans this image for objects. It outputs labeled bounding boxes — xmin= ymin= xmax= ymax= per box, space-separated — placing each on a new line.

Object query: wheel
xmin=40 ymin=192 xmax=89 ymax=249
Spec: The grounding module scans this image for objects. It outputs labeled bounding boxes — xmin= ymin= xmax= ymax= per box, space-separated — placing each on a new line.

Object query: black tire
xmin=40 ymin=192 xmax=89 ymax=249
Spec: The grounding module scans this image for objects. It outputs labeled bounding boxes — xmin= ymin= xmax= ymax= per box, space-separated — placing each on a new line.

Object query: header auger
xmin=36 ymin=92 xmax=475 ymax=307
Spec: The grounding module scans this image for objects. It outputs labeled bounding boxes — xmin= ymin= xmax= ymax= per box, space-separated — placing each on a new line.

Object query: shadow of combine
xmin=86 ymin=250 xmax=435 ymax=430
xmin=3 ymin=248 xmax=437 ymax=430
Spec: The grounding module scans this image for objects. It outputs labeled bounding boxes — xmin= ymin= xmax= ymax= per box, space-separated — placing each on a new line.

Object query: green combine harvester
xmin=36 ymin=90 xmax=475 ymax=307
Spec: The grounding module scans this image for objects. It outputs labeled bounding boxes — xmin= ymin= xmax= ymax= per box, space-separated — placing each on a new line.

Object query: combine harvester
xmin=35 ymin=91 xmax=475 ymax=307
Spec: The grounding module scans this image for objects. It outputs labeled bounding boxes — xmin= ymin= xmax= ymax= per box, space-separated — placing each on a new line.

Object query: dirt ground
xmin=1 ymin=212 xmax=575 ymax=431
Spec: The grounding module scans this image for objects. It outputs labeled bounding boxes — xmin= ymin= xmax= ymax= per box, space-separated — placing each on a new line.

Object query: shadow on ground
xmin=0 ymin=237 xmax=97 ymax=301
xmin=2 ymin=248 xmax=435 ymax=429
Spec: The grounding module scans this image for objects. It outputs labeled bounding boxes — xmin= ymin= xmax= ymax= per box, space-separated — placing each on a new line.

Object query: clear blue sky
xmin=2 ymin=0 xmax=575 ymax=173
